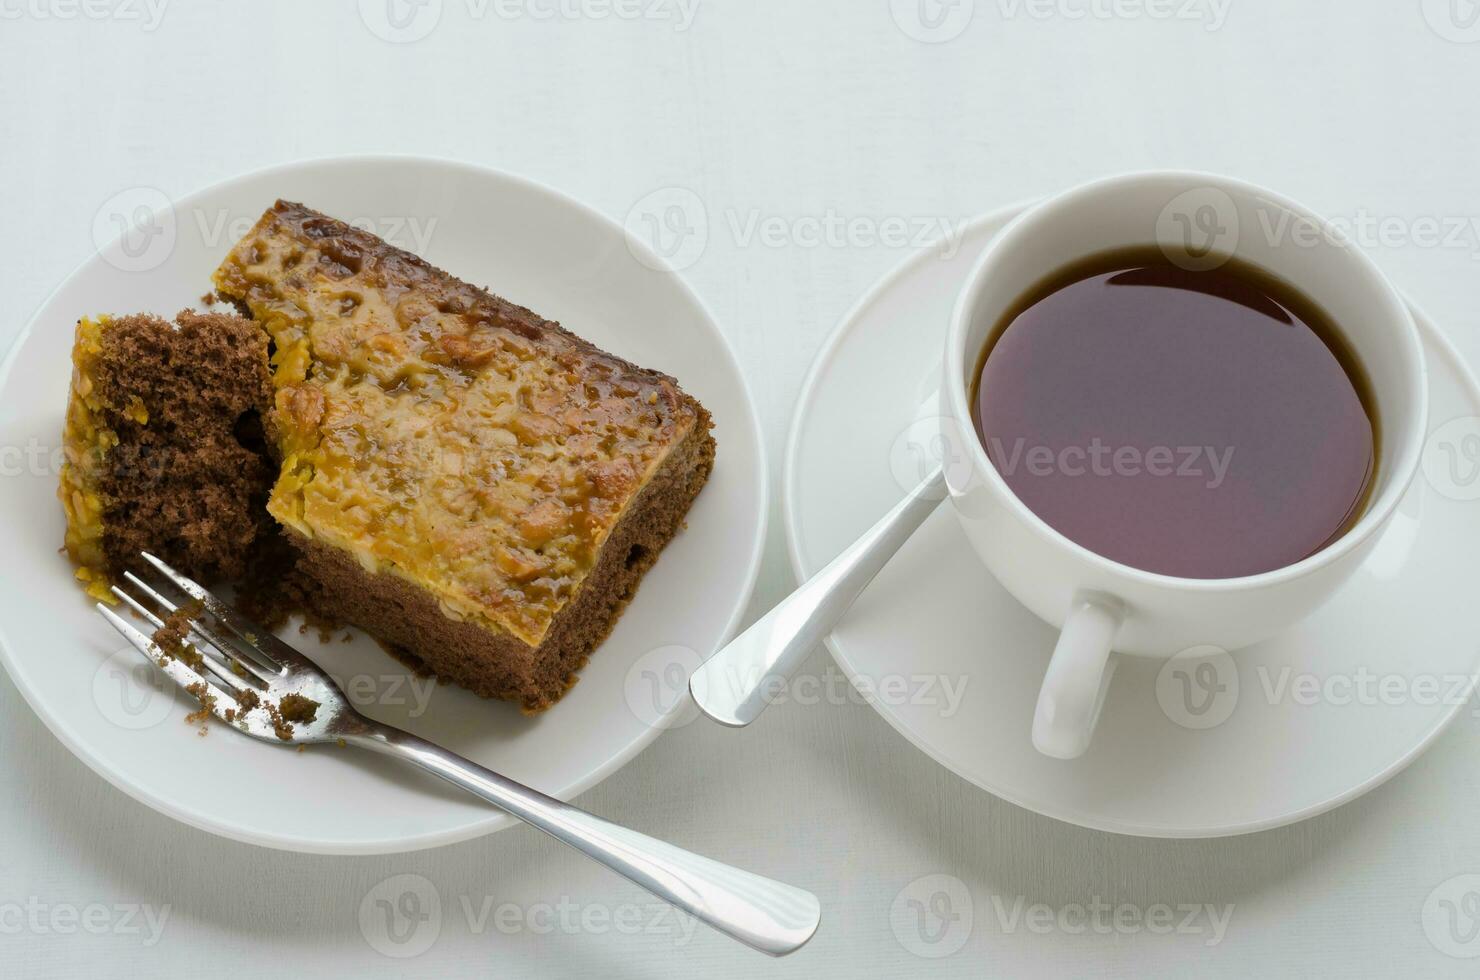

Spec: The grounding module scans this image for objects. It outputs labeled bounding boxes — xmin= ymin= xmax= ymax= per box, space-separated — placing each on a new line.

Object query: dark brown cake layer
xmin=64 ymin=311 xmax=276 ymax=586
xmin=290 ymin=410 xmax=714 ymax=711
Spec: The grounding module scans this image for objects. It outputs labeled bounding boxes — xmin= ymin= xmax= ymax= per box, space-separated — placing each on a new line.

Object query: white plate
xmin=0 ymin=156 xmax=766 ymax=854
xmin=784 ymin=202 xmax=1480 ymax=838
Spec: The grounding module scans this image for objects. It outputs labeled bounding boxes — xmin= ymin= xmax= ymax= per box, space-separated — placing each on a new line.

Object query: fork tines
xmin=94 ymin=552 xmax=287 ymax=737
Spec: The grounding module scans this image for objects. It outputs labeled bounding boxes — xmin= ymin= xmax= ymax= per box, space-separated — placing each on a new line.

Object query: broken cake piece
xmin=59 ymin=311 xmax=276 ymax=600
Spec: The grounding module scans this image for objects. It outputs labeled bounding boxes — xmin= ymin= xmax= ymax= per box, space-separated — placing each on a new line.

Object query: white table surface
xmin=4 ymin=1 xmax=1480 ymax=975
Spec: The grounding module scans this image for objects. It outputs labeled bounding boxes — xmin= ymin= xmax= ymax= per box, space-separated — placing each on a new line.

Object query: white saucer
xmin=784 ymin=202 xmax=1480 ymax=838
xmin=0 ymin=156 xmax=766 ymax=854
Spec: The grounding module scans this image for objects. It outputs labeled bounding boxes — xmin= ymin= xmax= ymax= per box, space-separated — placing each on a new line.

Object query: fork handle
xmin=345 ymin=726 xmax=820 ymax=956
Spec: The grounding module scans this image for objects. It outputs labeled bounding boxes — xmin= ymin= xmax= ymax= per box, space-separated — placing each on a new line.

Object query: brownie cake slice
xmin=212 ymin=201 xmax=715 ymax=711
xmin=59 ymin=311 xmax=276 ymax=600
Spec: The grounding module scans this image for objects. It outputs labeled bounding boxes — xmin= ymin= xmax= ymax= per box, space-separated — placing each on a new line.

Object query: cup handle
xmin=1032 ymin=596 xmax=1125 ymax=760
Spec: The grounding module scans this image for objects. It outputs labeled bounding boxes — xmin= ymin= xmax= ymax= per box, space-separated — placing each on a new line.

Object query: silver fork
xmin=97 ymin=551 xmax=820 ymax=957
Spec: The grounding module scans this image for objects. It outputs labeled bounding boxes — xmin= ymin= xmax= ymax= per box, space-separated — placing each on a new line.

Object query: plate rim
xmin=782 ymin=200 xmax=1480 ymax=839
xmin=0 ymin=153 xmax=769 ymax=854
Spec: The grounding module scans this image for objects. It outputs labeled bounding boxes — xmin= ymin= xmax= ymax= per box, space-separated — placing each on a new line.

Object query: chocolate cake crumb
xmin=263 ymin=701 xmax=295 ymax=741
xmin=184 ymin=681 xmax=216 ymax=735
xmin=151 ymin=600 xmax=205 ymax=670
xmin=277 ymin=692 xmax=319 ymax=724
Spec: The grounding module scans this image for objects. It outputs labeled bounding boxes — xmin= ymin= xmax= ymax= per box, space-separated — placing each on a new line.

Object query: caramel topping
xmin=213 ymin=202 xmax=696 ymax=645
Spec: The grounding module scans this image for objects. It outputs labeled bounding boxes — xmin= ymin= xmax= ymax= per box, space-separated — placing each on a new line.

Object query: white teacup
xmin=939 ymin=171 xmax=1428 ymax=760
